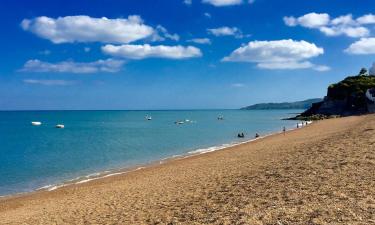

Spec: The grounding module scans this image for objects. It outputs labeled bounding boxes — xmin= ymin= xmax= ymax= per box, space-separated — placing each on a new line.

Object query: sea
xmin=0 ymin=110 xmax=302 ymax=196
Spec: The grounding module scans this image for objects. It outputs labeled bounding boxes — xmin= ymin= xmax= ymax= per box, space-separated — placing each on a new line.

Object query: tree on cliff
xmin=359 ymin=68 xmax=368 ymax=76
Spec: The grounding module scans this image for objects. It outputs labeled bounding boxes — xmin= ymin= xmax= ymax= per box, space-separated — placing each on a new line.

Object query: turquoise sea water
xmin=0 ymin=110 xmax=302 ymax=196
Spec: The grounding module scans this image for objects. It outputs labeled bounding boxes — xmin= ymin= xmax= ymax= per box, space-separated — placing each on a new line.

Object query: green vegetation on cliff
xmin=328 ymin=75 xmax=375 ymax=99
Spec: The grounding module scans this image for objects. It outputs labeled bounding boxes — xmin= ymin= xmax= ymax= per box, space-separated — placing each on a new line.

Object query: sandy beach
xmin=0 ymin=115 xmax=374 ymax=224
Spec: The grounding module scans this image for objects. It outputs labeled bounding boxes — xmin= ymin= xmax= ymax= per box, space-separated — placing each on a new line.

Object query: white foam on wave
xmin=188 ymin=143 xmax=236 ymax=154
xmin=75 ymin=167 xmax=145 ymax=184
xmin=186 ymin=134 xmax=271 ymax=155
xmin=36 ymin=167 xmax=147 ymax=191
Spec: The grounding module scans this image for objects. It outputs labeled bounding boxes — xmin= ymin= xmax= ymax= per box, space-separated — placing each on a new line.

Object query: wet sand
xmin=0 ymin=115 xmax=374 ymax=224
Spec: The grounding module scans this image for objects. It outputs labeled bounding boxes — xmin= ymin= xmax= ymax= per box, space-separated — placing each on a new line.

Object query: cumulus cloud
xmin=319 ymin=26 xmax=369 ymax=38
xmin=23 ymin=79 xmax=75 ymax=86
xmin=284 ymin=13 xmax=330 ymax=28
xmin=284 ymin=13 xmax=370 ymax=38
xmin=21 ymin=15 xmax=156 ymax=44
xmin=223 ymin=39 xmax=328 ymax=71
xmin=102 ymin=44 xmax=202 ymax=59
xmin=207 ymin=26 xmax=244 ymax=38
xmin=187 ymin=38 xmax=211 ymax=44
xmin=331 ymin=14 xmax=356 ymax=26
xmin=357 ymin=14 xmax=375 ymax=25
xmin=21 ymin=59 xmax=125 ymax=73
xmin=183 ymin=0 xmax=192 ymax=5
xmin=345 ymin=38 xmax=375 ymax=54
xmin=202 ymin=0 xmax=243 ymax=6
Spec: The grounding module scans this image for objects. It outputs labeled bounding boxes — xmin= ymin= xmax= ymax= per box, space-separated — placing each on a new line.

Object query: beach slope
xmin=0 ymin=115 xmax=374 ymax=224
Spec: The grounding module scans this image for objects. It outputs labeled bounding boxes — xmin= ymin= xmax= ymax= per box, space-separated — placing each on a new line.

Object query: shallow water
xmin=0 ymin=110 xmax=302 ymax=196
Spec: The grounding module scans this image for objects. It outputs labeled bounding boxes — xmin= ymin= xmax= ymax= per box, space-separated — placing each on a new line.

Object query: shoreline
xmin=2 ymin=115 xmax=371 ymax=224
xmin=0 ymin=121 xmax=305 ymax=200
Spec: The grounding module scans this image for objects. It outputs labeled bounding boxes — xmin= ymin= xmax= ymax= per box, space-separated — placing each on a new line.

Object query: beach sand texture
xmin=0 ymin=115 xmax=374 ymax=224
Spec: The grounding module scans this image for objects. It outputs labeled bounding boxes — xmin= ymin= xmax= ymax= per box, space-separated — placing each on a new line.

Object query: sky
xmin=0 ymin=0 xmax=375 ymax=110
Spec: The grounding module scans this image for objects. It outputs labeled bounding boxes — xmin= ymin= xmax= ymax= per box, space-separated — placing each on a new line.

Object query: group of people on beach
xmin=237 ymin=132 xmax=259 ymax=138
xmin=297 ymin=121 xmax=309 ymax=128
xmin=238 ymin=121 xmax=310 ymax=139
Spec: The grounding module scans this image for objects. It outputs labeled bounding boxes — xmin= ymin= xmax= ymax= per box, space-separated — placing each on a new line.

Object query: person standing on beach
xmin=283 ymin=126 xmax=286 ymax=135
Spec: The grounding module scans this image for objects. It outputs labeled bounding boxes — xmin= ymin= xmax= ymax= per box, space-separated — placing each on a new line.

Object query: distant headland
xmin=241 ymin=98 xmax=322 ymax=110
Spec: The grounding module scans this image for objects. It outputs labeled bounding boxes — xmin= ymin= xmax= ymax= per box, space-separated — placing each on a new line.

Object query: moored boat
xmin=31 ymin=121 xmax=42 ymax=126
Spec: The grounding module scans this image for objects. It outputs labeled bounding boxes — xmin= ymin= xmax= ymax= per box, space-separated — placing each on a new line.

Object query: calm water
xmin=0 ymin=110 xmax=301 ymax=196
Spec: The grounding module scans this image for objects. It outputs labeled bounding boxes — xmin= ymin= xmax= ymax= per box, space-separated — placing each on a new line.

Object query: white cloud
xmin=202 ymin=0 xmax=243 ymax=6
xmin=319 ymin=26 xmax=369 ymax=38
xmin=345 ymin=38 xmax=375 ymax=54
xmin=283 ymin=17 xmax=298 ymax=27
xmin=102 ymin=44 xmax=202 ymax=59
xmin=284 ymin=13 xmax=330 ymax=28
xmin=357 ymin=14 xmax=375 ymax=25
xmin=331 ymin=14 xmax=356 ymax=26
xmin=183 ymin=0 xmax=192 ymax=5
xmin=207 ymin=26 xmax=244 ymax=38
xmin=369 ymin=62 xmax=375 ymax=75
xmin=204 ymin=12 xmax=212 ymax=18
xmin=21 ymin=15 xmax=155 ymax=44
xmin=21 ymin=59 xmax=125 ymax=73
xmin=257 ymin=61 xmax=314 ymax=70
xmin=284 ymin=13 xmax=370 ymax=38
xmin=223 ymin=39 xmax=328 ymax=70
xmin=23 ymin=79 xmax=75 ymax=86
xmin=314 ymin=65 xmax=331 ymax=72
xmin=152 ymin=25 xmax=180 ymax=42
xmin=187 ymin=38 xmax=211 ymax=44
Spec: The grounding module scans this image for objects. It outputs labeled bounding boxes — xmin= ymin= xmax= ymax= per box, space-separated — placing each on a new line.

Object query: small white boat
xmin=31 ymin=121 xmax=42 ymax=126
xmin=217 ymin=116 xmax=224 ymax=120
xmin=56 ymin=124 xmax=64 ymax=129
xmin=145 ymin=115 xmax=152 ymax=120
xmin=175 ymin=121 xmax=184 ymax=125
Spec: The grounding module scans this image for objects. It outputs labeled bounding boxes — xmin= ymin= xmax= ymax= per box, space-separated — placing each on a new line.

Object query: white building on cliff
xmin=366 ymin=88 xmax=375 ymax=113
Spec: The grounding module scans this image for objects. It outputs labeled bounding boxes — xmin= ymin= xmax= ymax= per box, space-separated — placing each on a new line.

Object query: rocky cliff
xmin=297 ymin=73 xmax=375 ymax=119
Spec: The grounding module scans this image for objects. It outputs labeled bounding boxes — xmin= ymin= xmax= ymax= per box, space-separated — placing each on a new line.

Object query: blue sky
xmin=1 ymin=0 xmax=375 ymax=110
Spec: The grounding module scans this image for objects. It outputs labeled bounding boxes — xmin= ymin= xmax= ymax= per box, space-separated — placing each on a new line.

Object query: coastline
xmin=1 ymin=115 xmax=373 ymax=224
xmin=0 ymin=121 xmax=315 ymax=201
xmin=0 ymin=121 xmax=303 ymax=199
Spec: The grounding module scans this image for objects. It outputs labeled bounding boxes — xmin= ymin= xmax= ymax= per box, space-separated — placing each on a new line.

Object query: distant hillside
xmin=241 ymin=98 xmax=322 ymax=110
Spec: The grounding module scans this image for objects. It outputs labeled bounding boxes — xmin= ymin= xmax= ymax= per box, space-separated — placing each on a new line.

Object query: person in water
xmin=255 ymin=133 xmax=259 ymax=138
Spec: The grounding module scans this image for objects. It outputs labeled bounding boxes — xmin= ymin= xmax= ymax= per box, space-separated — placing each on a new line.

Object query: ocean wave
xmin=188 ymin=143 xmax=237 ymax=154
xmin=36 ymin=167 xmax=147 ymax=192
